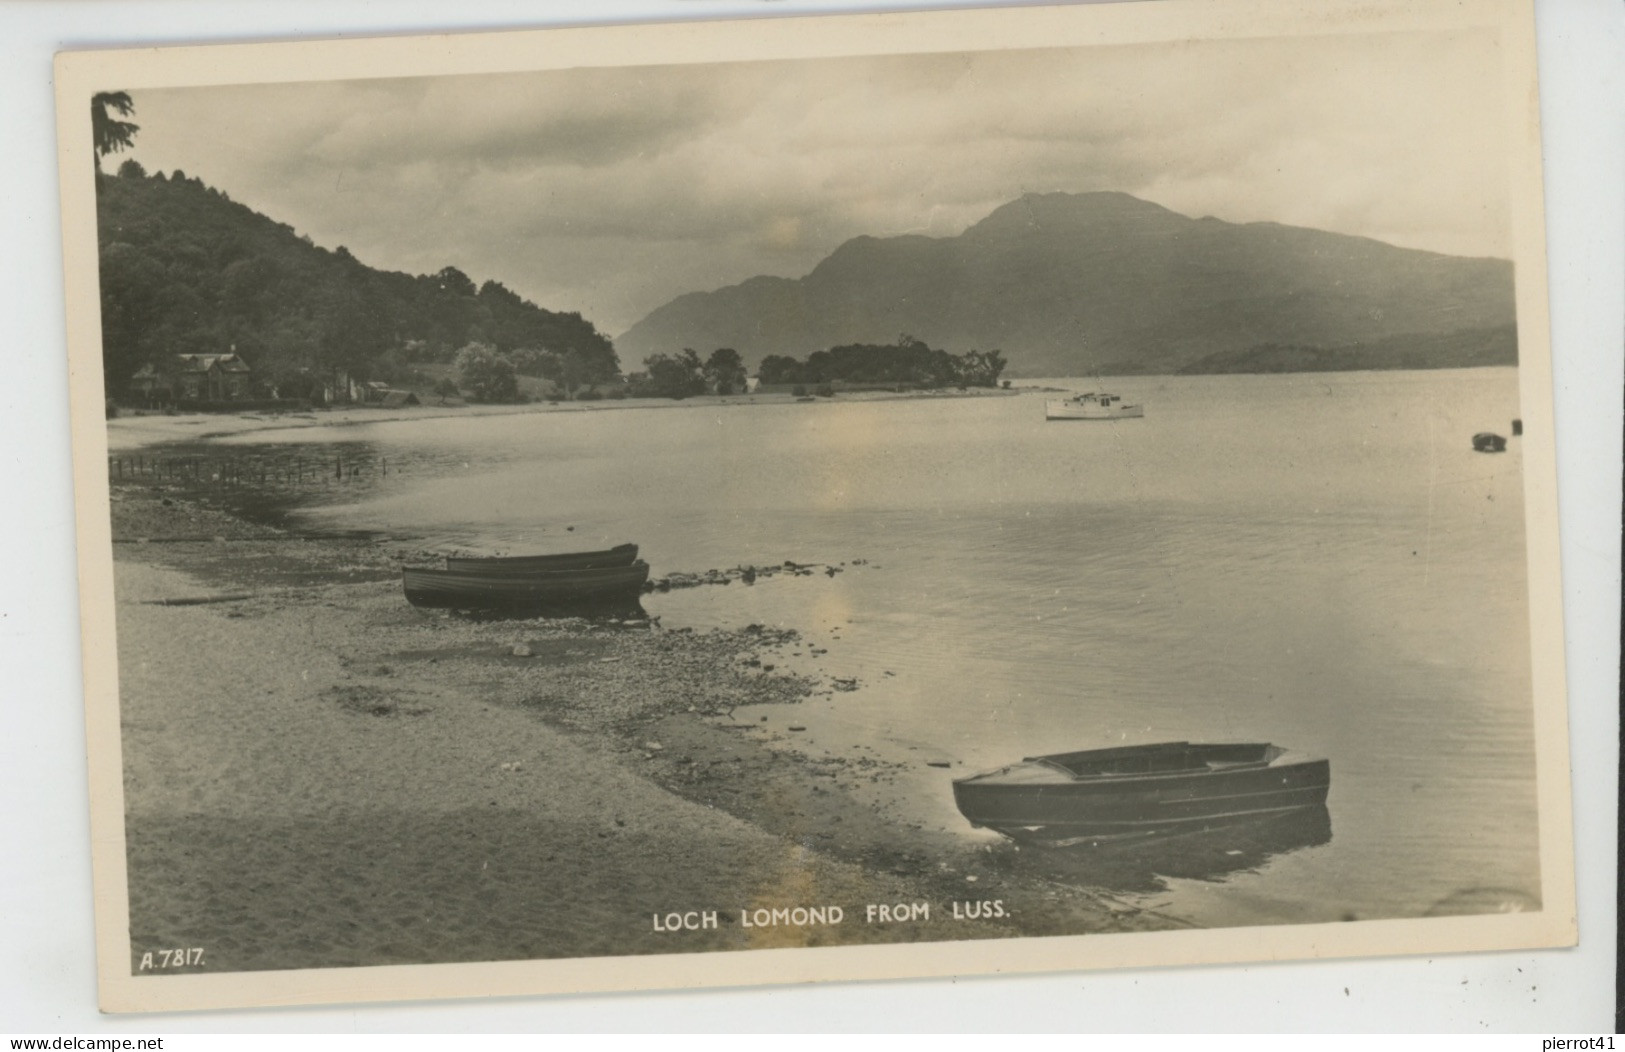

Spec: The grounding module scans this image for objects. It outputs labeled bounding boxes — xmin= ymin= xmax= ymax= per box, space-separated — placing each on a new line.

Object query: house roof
xmin=176 ymin=353 xmax=251 ymax=373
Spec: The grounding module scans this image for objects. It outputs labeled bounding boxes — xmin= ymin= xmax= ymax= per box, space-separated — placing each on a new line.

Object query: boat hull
xmin=1045 ymin=400 xmax=1144 ymax=420
xmin=953 ymin=743 xmax=1329 ymax=845
xmin=444 ymin=543 xmax=638 ymax=573
xmin=402 ymin=561 xmax=650 ymax=615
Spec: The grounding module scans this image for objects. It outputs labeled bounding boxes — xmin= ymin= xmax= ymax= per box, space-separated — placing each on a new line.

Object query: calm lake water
xmin=222 ymin=368 xmax=1538 ymax=927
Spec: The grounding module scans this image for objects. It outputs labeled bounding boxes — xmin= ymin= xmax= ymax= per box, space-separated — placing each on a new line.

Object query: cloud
xmin=123 ymin=27 xmax=1513 ymax=334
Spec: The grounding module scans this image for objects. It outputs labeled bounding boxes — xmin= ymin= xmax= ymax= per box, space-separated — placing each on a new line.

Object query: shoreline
xmin=105 ymin=384 xmax=1025 ymax=452
xmin=110 ymin=483 xmax=1175 ymax=974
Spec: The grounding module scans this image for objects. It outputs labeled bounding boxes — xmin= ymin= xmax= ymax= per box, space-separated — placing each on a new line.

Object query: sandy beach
xmin=109 ymin=480 xmax=1170 ymax=974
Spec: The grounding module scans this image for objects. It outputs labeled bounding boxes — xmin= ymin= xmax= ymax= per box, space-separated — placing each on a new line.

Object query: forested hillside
xmin=1176 ymin=325 xmax=1518 ymax=375
xmin=95 ymin=163 xmax=618 ymax=401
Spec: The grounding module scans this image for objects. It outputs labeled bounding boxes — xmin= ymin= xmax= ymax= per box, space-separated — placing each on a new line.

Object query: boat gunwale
xmin=443 ymin=543 xmax=638 ymax=572
xmin=984 ymin=799 xmax=1329 ymax=843
xmin=954 ymin=743 xmax=1323 ymax=788
xmin=399 ymin=562 xmax=652 ymax=611
xmin=989 ymin=797 xmax=1326 ymax=830
xmin=402 ymin=560 xmax=649 ymax=582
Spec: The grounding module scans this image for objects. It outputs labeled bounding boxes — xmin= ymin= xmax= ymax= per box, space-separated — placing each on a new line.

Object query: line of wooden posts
xmin=108 ymin=452 xmax=388 ymax=487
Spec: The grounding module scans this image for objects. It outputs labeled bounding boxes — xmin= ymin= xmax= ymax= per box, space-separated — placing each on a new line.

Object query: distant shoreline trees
xmin=633 ymin=349 xmax=707 ymax=399
xmin=758 ymin=335 xmax=1006 ymax=389
xmin=628 ymin=347 xmax=753 ymax=399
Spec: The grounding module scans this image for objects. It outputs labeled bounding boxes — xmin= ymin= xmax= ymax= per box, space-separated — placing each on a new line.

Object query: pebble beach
xmin=109 ymin=478 xmax=1173 ymax=975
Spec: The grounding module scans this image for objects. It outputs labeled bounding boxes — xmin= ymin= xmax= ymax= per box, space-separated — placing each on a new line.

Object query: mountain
xmin=96 ymin=164 xmax=616 ymax=400
xmin=616 ymin=192 xmax=1516 ymax=376
xmin=1178 ymin=325 xmax=1517 ymax=374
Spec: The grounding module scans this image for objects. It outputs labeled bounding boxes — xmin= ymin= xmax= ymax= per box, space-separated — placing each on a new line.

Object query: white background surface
xmin=2 ymin=0 xmax=1617 ymax=1033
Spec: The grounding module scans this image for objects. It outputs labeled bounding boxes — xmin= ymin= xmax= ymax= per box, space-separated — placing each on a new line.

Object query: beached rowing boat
xmin=401 ymin=561 xmax=650 ymax=614
xmin=952 ymin=741 xmax=1329 ymax=847
xmin=444 ymin=543 xmax=638 ymax=573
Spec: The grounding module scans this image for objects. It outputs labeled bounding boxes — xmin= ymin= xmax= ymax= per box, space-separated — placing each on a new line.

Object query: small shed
xmin=379 ymin=390 xmax=421 ymax=408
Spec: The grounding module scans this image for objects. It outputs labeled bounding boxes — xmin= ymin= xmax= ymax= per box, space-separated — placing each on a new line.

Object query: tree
xmin=506 ymin=347 xmax=551 ymax=378
xmin=557 ymin=347 xmax=600 ymax=398
xmin=116 ymin=158 xmax=147 ymax=180
xmin=315 ymin=282 xmax=392 ymax=389
xmin=642 ymin=349 xmax=706 ymax=399
xmin=757 ymin=354 xmax=803 ymax=385
xmin=91 ymin=91 xmax=139 ymax=171
xmin=97 ymin=240 xmax=168 ymax=395
xmin=454 ymin=342 xmax=519 ymax=403
xmin=565 ymin=343 xmax=620 ymax=393
xmin=746 ymin=336 xmax=996 ymax=390
xmin=433 ymin=266 xmax=478 ymax=299
xmin=703 ymin=347 xmax=747 ymax=395
xmin=957 ymin=348 xmax=1008 ymax=387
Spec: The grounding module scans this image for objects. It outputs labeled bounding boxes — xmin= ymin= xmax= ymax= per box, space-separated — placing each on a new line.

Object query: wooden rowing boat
xmin=952 ymin=741 xmax=1329 ymax=847
xmin=401 ymin=561 xmax=650 ymax=614
xmin=444 ymin=543 xmax=638 ymax=573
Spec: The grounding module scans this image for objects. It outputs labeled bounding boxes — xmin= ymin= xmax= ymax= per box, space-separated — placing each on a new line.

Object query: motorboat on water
xmin=952 ymin=741 xmax=1329 ymax=847
xmin=1045 ymin=392 xmax=1143 ymax=420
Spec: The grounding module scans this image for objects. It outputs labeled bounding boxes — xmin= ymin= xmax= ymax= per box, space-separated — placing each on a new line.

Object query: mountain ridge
xmin=617 ymin=191 xmax=1515 ymax=376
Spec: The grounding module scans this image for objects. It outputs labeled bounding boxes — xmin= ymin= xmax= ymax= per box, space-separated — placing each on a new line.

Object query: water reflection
xmin=190 ymin=371 xmax=1537 ymax=923
xmin=116 ymin=438 xmax=426 ymax=534
xmin=999 ymin=807 xmax=1333 ymax=894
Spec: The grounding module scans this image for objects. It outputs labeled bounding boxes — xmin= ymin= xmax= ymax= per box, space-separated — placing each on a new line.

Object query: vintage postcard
xmin=55 ymin=0 xmax=1576 ymax=1014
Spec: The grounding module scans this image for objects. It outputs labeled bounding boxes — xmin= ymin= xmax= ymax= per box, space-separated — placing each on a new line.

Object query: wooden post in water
xmin=335 ymin=454 xmax=343 ymax=481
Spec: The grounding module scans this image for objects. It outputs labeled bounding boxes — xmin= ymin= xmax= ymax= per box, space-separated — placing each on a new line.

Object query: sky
xmin=114 ymin=27 xmax=1514 ymax=338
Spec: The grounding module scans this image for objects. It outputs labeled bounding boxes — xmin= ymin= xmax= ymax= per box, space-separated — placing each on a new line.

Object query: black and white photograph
xmin=49 ymin=0 xmax=1586 ymax=1016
